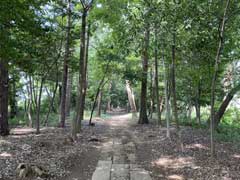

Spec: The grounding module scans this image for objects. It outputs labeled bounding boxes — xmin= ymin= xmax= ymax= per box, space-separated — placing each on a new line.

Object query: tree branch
xmin=80 ymin=0 xmax=86 ymax=9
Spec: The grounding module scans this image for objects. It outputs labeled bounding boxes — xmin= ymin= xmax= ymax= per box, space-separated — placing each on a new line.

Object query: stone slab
xmin=99 ymin=150 xmax=113 ymax=161
xmin=127 ymin=154 xmax=136 ymax=163
xmin=97 ymin=161 xmax=112 ymax=168
xmin=130 ymin=170 xmax=152 ymax=180
xmin=111 ymin=164 xmax=129 ymax=180
xmin=113 ymin=155 xmax=127 ymax=164
xmin=129 ymin=164 xmax=141 ymax=171
xmin=92 ymin=161 xmax=112 ymax=180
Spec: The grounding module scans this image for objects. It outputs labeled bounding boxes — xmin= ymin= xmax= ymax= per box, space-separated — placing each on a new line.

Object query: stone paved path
xmin=91 ymin=114 xmax=152 ymax=180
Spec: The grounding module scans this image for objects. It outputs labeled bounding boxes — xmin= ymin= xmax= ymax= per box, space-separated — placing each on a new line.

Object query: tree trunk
xmin=66 ymin=70 xmax=73 ymax=117
xmin=36 ymin=77 xmax=44 ymax=134
xmin=76 ymin=9 xmax=87 ymax=132
xmin=45 ymin=77 xmax=59 ymax=126
xmin=162 ymin=51 xmax=170 ymax=138
xmin=171 ymin=30 xmax=179 ymax=129
xmin=195 ymin=103 xmax=200 ymax=124
xmin=126 ymin=80 xmax=137 ymax=112
xmin=188 ymin=104 xmax=192 ymax=122
xmin=195 ymin=82 xmax=201 ymax=125
xmin=89 ymin=62 xmax=110 ymax=125
xmin=214 ymin=83 xmax=240 ymax=127
xmin=26 ymin=76 xmax=33 ymax=127
xmin=106 ymin=82 xmax=112 ymax=112
xmin=80 ymin=22 xmax=90 ymax=125
xmin=9 ymin=77 xmax=17 ymax=118
xmin=0 ymin=60 xmax=9 ymax=136
xmin=210 ymin=0 xmax=230 ymax=157
xmin=60 ymin=0 xmax=71 ymax=128
xmin=32 ymin=77 xmax=38 ymax=111
xmin=139 ymin=25 xmax=149 ymax=124
xmin=159 ymin=96 xmax=164 ymax=113
xmin=149 ymin=65 xmax=154 ymax=119
xmin=96 ymin=90 xmax=102 ymax=117
xmin=107 ymin=100 xmax=111 ymax=112
xmin=154 ymin=25 xmax=161 ymax=126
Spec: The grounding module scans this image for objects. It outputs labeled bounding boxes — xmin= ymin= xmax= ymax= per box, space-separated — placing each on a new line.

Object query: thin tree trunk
xmin=195 ymin=103 xmax=200 ymax=124
xmin=0 ymin=60 xmax=9 ymax=136
xmin=36 ymin=77 xmax=44 ymax=134
xmin=66 ymin=70 xmax=73 ymax=117
xmin=9 ymin=77 xmax=17 ymax=118
xmin=188 ymin=104 xmax=192 ymax=122
xmin=214 ymin=83 xmax=240 ymax=127
xmin=60 ymin=0 xmax=71 ymax=128
xmin=58 ymin=84 xmax=62 ymax=107
xmin=154 ymin=25 xmax=161 ymax=126
xmin=195 ymin=83 xmax=201 ymax=125
xmin=107 ymin=100 xmax=111 ymax=112
xmin=126 ymin=80 xmax=137 ymax=112
xmin=72 ymin=7 xmax=87 ymax=136
xmin=32 ymin=77 xmax=38 ymax=111
xmin=27 ymin=100 xmax=33 ymax=127
xmin=171 ymin=30 xmax=179 ymax=129
xmin=139 ymin=25 xmax=150 ymax=124
xmin=210 ymin=0 xmax=230 ymax=157
xmin=76 ymin=9 xmax=87 ymax=132
xmin=45 ymin=77 xmax=59 ymax=126
xmin=162 ymin=51 xmax=170 ymax=138
xmin=89 ymin=61 xmax=110 ymax=125
xmin=26 ymin=76 xmax=33 ymax=127
xmin=24 ymin=99 xmax=28 ymax=122
xmin=89 ymin=79 xmax=109 ymax=125
xmin=79 ymin=22 xmax=90 ymax=126
xmin=159 ymin=96 xmax=164 ymax=113
xmin=107 ymin=82 xmax=112 ymax=112
xmin=149 ymin=65 xmax=154 ymax=119
xmin=96 ymin=90 xmax=102 ymax=117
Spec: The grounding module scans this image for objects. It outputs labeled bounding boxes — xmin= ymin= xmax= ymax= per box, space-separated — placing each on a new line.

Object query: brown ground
xmin=0 ymin=114 xmax=240 ymax=180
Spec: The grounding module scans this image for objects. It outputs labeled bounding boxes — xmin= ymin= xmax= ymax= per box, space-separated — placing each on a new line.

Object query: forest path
xmin=63 ymin=112 xmax=240 ymax=180
xmin=91 ymin=113 xmax=152 ymax=180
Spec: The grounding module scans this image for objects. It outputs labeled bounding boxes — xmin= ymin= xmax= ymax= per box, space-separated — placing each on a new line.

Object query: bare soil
xmin=1 ymin=114 xmax=240 ymax=180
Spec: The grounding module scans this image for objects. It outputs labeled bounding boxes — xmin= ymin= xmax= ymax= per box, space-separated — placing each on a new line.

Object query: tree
xmin=96 ymin=90 xmax=102 ymax=117
xmin=0 ymin=60 xmax=9 ymax=136
xmin=126 ymin=80 xmax=137 ymax=113
xmin=139 ymin=24 xmax=150 ymax=124
xmin=214 ymin=83 xmax=240 ymax=127
xmin=162 ymin=47 xmax=171 ymax=138
xmin=154 ymin=24 xmax=162 ymax=126
xmin=210 ymin=0 xmax=230 ymax=157
xmin=170 ymin=4 xmax=179 ymax=130
xmin=0 ymin=0 xmax=48 ymax=135
xmin=60 ymin=0 xmax=72 ymax=128
xmin=75 ymin=0 xmax=94 ymax=132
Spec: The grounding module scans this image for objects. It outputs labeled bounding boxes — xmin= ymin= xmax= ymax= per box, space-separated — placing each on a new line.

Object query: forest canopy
xmin=1 ymin=0 xmax=240 ymax=158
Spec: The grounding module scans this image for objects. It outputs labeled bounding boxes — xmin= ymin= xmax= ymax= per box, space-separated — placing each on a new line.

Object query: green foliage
xmin=215 ymin=107 xmax=240 ymax=142
xmin=1 ymin=0 xmax=240 ymax=143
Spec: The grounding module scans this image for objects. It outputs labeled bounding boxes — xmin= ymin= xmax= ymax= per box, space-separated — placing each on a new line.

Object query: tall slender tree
xmin=210 ymin=0 xmax=230 ymax=157
xmin=139 ymin=24 xmax=150 ymax=124
xmin=74 ymin=0 xmax=94 ymax=135
xmin=171 ymin=25 xmax=179 ymax=129
xmin=60 ymin=0 xmax=72 ymax=128
xmin=154 ymin=24 xmax=161 ymax=126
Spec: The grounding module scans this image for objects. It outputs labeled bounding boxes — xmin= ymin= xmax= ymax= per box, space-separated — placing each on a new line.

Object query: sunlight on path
xmin=91 ymin=113 xmax=152 ymax=180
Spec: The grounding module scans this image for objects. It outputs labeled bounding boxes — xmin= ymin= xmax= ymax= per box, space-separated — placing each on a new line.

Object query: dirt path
xmin=92 ymin=113 xmax=240 ymax=180
xmin=1 ymin=113 xmax=240 ymax=180
xmin=63 ymin=113 xmax=145 ymax=180
xmin=91 ymin=114 xmax=152 ymax=180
